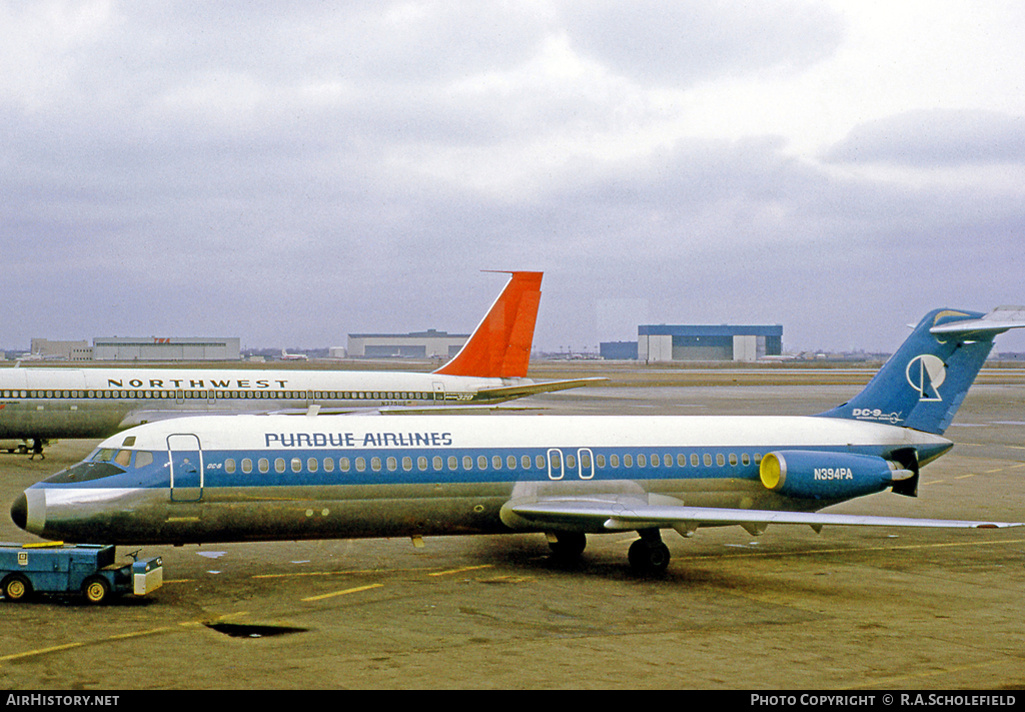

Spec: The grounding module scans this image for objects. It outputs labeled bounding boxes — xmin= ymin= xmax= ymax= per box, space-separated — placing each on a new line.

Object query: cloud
xmin=823 ymin=109 xmax=1025 ymax=167
xmin=556 ymin=0 xmax=845 ymax=86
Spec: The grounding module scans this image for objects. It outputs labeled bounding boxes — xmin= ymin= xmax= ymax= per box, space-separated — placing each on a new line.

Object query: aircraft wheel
xmin=2 ymin=574 xmax=33 ymax=602
xmin=547 ymin=531 xmax=587 ymax=561
xmin=628 ymin=539 xmax=671 ymax=576
xmin=82 ymin=576 xmax=110 ymax=605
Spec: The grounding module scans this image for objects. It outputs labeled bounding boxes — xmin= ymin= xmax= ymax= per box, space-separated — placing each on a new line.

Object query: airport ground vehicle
xmin=0 ymin=439 xmax=29 ymax=454
xmin=0 ymin=542 xmax=162 ymax=604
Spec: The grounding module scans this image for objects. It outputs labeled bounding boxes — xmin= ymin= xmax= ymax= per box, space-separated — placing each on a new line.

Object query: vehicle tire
xmin=628 ymin=539 xmax=671 ymax=576
xmin=2 ymin=574 xmax=33 ymax=602
xmin=82 ymin=576 xmax=110 ymax=604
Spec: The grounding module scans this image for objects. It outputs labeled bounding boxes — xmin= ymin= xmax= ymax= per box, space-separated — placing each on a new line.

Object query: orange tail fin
xmin=433 ymin=271 xmax=543 ymax=378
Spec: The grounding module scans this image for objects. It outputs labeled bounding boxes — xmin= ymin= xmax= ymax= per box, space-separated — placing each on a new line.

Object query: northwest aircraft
xmin=0 ymin=271 xmax=601 ymax=455
xmin=10 ymin=306 xmax=1025 ymax=577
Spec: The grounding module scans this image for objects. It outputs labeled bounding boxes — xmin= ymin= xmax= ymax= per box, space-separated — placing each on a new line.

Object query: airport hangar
xmin=29 ymin=337 xmax=241 ymax=362
xmin=346 ymin=329 xmax=469 ymax=359
xmin=602 ymin=324 xmax=783 ymax=362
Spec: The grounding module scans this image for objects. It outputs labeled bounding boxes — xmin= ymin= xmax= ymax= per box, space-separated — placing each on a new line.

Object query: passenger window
xmin=258 ymin=458 xmax=269 ymax=473
xmin=610 ymin=454 xmax=620 ymax=468
xmin=448 ymin=456 xmax=458 ymax=470
xmin=566 ymin=454 xmax=576 ymax=469
xmin=636 ymin=454 xmax=645 ymax=468
xmin=275 ymin=458 xmax=286 ymax=473
xmin=339 ymin=457 xmax=350 ymax=472
xmin=355 ymin=457 xmax=366 ymax=472
xmin=535 ymin=455 xmax=545 ymax=469
xmin=742 ymin=453 xmax=751 ymax=466
xmin=417 ymin=456 xmax=427 ymax=471
xmin=729 ymin=453 xmax=738 ymax=466
xmin=477 ymin=455 xmax=488 ymax=470
xmin=403 ymin=457 xmax=413 ymax=471
xmin=463 ymin=456 xmax=473 ymax=470
xmin=596 ymin=454 xmax=606 ymax=468
xmin=703 ymin=454 xmax=712 ymax=467
xmin=506 ymin=455 xmax=516 ymax=469
xmin=677 ymin=453 xmax=686 ymax=467
xmin=307 ymin=457 xmax=318 ymax=473
xmin=624 ymin=454 xmax=633 ymax=468
xmin=371 ymin=457 xmax=382 ymax=472
xmin=521 ymin=455 xmax=531 ymax=469
xmin=291 ymin=458 xmax=302 ymax=473
xmin=716 ymin=454 xmax=725 ymax=467
xmin=691 ymin=453 xmax=699 ymax=467
xmin=433 ymin=456 xmax=443 ymax=471
xmin=242 ymin=458 xmax=253 ymax=474
xmin=323 ymin=458 xmax=334 ymax=473
xmin=387 ymin=457 xmax=397 ymax=471
xmin=493 ymin=455 xmax=503 ymax=470
xmin=225 ymin=459 xmax=236 ymax=474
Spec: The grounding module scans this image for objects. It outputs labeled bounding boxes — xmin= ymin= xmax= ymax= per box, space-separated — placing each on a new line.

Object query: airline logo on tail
xmin=906 ymin=354 xmax=945 ymax=402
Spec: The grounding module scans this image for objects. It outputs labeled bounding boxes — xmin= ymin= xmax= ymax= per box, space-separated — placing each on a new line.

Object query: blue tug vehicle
xmin=1 ymin=542 xmax=162 ymax=604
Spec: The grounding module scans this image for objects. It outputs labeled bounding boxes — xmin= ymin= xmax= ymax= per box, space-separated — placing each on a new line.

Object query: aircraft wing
xmin=474 ymin=377 xmax=608 ymax=401
xmin=505 ymin=499 xmax=1022 ymax=533
xmin=118 ymin=410 xmax=223 ymax=428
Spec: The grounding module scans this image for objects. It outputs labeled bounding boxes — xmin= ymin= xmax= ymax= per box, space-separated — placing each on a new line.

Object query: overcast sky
xmin=3 ymin=0 xmax=1024 ymax=355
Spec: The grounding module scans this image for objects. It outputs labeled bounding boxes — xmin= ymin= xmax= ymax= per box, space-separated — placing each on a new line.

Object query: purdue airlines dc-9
xmin=11 ymin=306 xmax=1024 ymax=575
xmin=0 ymin=272 xmax=600 ymax=453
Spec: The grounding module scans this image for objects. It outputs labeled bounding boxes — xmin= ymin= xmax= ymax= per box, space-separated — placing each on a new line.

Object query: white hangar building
xmin=346 ymin=329 xmax=469 ymax=359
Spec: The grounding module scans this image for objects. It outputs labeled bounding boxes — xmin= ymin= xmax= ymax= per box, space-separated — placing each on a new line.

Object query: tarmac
xmin=1 ymin=370 xmax=1023 ymax=690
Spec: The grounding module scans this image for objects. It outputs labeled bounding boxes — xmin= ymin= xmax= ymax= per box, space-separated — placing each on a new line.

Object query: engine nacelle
xmin=759 ymin=450 xmax=913 ymax=500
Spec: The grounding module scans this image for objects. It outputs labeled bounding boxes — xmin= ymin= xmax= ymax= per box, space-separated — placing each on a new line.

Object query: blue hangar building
xmin=630 ymin=324 xmax=783 ymax=362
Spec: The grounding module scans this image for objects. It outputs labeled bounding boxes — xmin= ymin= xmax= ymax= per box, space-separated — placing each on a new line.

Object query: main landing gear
xmin=627 ymin=529 xmax=671 ymax=577
xmin=546 ymin=528 xmax=671 ymax=576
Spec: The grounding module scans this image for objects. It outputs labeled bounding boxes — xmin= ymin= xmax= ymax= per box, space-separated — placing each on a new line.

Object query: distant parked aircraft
xmin=0 ymin=271 xmax=602 ymax=454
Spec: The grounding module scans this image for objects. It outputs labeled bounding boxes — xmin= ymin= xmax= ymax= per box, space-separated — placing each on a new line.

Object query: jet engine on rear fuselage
xmin=759 ymin=450 xmax=914 ymax=501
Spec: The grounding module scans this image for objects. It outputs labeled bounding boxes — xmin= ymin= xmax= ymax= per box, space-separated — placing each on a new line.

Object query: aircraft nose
xmin=11 ymin=493 xmax=28 ymax=531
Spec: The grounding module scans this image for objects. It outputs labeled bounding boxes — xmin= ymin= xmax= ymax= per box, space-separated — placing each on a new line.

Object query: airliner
xmin=0 ymin=271 xmax=601 ymax=454
xmin=10 ymin=306 xmax=1024 ymax=577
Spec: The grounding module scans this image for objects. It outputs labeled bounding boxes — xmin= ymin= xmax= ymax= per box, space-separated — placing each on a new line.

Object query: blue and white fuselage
xmin=13 ymin=413 xmax=954 ymax=546
xmin=11 ymin=306 xmax=1025 ymax=574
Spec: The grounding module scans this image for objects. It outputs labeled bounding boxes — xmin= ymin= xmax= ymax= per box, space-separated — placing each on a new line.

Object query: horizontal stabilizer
xmin=507 ymin=500 xmax=1022 ymax=532
xmin=929 ymin=305 xmax=1025 ymax=336
xmin=474 ymin=377 xmax=608 ymax=401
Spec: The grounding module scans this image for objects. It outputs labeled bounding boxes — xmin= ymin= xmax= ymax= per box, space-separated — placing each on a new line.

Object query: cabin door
xmin=168 ymin=433 xmax=204 ymax=502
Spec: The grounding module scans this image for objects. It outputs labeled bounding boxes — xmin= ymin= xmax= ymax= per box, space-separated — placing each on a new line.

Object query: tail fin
xmin=433 ymin=271 xmax=543 ymax=378
xmin=818 ymin=306 xmax=1025 ymax=435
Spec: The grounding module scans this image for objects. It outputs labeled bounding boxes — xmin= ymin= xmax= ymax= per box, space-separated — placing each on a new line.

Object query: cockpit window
xmin=92 ymin=448 xmax=117 ymax=463
xmin=41 ymin=461 xmax=127 ymax=484
xmin=43 ymin=449 xmax=163 ymax=484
